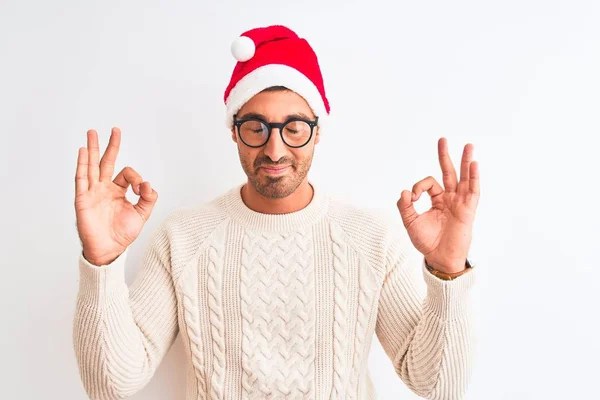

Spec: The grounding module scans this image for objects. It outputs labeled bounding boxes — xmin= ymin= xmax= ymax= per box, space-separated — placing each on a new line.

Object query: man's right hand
xmin=74 ymin=127 xmax=158 ymax=266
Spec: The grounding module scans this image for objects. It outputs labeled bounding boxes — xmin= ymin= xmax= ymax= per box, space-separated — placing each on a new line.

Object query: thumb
xmin=134 ymin=181 xmax=158 ymax=222
xmin=397 ymin=190 xmax=419 ymax=228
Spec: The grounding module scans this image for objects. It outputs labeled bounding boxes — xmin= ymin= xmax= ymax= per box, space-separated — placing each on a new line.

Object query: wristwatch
xmin=425 ymin=258 xmax=474 ymax=281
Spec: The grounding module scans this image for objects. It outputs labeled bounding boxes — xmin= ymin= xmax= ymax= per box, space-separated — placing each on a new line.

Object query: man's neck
xmin=241 ymin=179 xmax=314 ymax=215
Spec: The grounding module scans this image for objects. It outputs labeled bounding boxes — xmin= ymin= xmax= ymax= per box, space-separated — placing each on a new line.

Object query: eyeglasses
xmin=233 ymin=114 xmax=319 ymax=148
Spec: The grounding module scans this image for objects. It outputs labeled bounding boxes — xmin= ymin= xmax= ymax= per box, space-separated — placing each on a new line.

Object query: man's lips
xmin=260 ymin=165 xmax=291 ymax=174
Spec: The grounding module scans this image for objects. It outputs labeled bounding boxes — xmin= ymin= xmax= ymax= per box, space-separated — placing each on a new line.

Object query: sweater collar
xmin=226 ymin=180 xmax=329 ymax=232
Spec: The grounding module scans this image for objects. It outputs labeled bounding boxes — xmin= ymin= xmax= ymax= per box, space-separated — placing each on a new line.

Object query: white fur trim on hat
xmin=225 ymin=64 xmax=328 ymax=131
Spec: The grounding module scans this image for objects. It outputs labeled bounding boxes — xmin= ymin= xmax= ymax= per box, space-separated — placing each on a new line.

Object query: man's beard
xmin=239 ymin=152 xmax=313 ymax=199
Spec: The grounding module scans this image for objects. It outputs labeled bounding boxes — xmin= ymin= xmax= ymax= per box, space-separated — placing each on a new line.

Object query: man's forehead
xmin=237 ymin=111 xmax=313 ymax=121
xmin=237 ymin=91 xmax=315 ymax=120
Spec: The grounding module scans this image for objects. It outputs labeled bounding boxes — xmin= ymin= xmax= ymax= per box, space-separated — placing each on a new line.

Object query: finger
xmin=458 ymin=143 xmax=474 ymax=194
xmin=99 ymin=127 xmax=122 ymax=182
xmin=397 ymin=190 xmax=419 ymax=228
xmin=438 ymin=137 xmax=458 ymax=192
xmin=469 ymin=160 xmax=480 ymax=195
xmin=87 ymin=129 xmax=100 ymax=185
xmin=113 ymin=166 xmax=143 ymax=195
xmin=134 ymin=182 xmax=158 ymax=222
xmin=411 ymin=176 xmax=444 ymax=202
xmin=75 ymin=147 xmax=89 ymax=194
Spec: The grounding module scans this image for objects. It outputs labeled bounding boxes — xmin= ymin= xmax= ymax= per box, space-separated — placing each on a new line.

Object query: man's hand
xmin=396 ymin=137 xmax=480 ymax=274
xmin=75 ymin=127 xmax=158 ymax=265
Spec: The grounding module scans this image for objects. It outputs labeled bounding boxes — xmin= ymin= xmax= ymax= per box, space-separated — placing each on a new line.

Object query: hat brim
xmin=225 ymin=64 xmax=328 ymax=131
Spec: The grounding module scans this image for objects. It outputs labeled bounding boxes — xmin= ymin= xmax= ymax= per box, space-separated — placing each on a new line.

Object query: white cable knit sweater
xmin=72 ymin=181 xmax=476 ymax=400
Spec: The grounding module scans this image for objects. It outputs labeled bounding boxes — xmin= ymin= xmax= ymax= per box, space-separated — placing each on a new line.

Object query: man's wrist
xmin=82 ymin=250 xmax=120 ymax=267
xmin=425 ymin=258 xmax=473 ymax=280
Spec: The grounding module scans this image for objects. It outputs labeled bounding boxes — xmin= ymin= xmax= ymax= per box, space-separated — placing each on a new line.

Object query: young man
xmin=73 ymin=25 xmax=479 ymax=399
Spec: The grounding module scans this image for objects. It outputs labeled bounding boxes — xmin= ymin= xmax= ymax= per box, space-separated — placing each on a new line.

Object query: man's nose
xmin=263 ymin=128 xmax=288 ymax=162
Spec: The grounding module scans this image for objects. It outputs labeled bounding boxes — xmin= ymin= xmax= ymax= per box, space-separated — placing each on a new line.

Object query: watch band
xmin=425 ymin=258 xmax=473 ymax=280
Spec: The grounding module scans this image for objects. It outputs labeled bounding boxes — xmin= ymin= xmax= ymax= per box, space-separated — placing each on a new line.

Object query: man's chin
xmin=252 ymin=175 xmax=297 ymax=199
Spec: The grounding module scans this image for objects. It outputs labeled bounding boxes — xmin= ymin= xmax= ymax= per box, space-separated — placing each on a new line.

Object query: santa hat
xmin=223 ymin=25 xmax=330 ymax=130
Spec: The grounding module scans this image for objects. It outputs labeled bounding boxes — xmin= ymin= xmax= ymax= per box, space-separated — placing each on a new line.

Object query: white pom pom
xmin=231 ymin=36 xmax=255 ymax=62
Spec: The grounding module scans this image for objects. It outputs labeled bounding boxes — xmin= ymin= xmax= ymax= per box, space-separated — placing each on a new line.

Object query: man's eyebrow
xmin=237 ymin=112 xmax=266 ymax=120
xmin=237 ymin=112 xmax=315 ymax=121
xmin=288 ymin=112 xmax=313 ymax=120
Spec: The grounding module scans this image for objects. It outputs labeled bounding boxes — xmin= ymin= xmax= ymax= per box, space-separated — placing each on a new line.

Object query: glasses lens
xmin=239 ymin=120 xmax=269 ymax=146
xmin=282 ymin=120 xmax=312 ymax=147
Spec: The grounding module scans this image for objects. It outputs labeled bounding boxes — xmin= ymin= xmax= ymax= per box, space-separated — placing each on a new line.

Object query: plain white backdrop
xmin=1 ymin=0 xmax=599 ymax=398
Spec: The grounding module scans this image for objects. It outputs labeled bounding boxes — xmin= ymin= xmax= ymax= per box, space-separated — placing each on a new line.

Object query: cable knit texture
xmin=72 ymin=181 xmax=477 ymax=400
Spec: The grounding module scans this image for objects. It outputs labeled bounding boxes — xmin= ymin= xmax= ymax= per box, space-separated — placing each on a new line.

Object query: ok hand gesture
xmin=397 ymin=138 xmax=480 ymax=274
xmin=74 ymin=127 xmax=158 ymax=266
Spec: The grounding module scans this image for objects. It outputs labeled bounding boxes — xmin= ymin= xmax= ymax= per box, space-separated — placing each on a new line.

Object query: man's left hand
xmin=396 ymin=137 xmax=480 ymax=274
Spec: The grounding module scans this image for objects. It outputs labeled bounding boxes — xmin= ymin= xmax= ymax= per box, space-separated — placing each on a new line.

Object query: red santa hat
xmin=223 ymin=25 xmax=330 ymax=130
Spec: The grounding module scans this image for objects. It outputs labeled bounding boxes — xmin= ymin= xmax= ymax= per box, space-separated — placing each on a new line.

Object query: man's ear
xmin=314 ymin=127 xmax=320 ymax=145
xmin=231 ymin=129 xmax=237 ymax=143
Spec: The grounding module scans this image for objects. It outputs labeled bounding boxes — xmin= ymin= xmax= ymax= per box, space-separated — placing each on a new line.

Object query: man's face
xmin=231 ymin=89 xmax=320 ymax=199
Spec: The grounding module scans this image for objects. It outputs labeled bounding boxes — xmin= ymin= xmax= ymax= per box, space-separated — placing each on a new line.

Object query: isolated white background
xmin=1 ymin=0 xmax=599 ymax=399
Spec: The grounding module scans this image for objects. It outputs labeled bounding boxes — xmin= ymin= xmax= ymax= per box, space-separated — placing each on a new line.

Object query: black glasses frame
xmin=233 ymin=114 xmax=319 ymax=148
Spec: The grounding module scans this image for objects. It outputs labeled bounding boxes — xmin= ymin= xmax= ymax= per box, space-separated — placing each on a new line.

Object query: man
xmin=73 ymin=25 xmax=479 ymax=399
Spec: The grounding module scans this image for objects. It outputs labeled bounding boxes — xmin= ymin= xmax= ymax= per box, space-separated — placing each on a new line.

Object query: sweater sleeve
xmin=375 ymin=238 xmax=477 ymax=400
xmin=72 ymin=224 xmax=179 ymax=399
